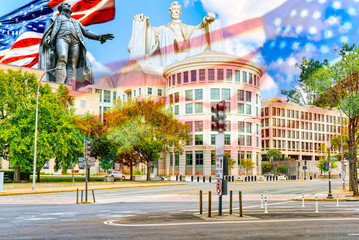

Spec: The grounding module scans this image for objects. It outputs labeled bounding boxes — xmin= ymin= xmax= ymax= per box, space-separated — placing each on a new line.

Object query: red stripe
xmin=71 ymin=0 xmax=103 ymax=12
xmin=1 ymin=53 xmax=38 ymax=64
xmin=10 ymin=38 xmax=41 ymax=50
xmin=48 ymin=0 xmax=66 ymax=9
xmin=23 ymin=55 xmax=39 ymax=68
xmin=79 ymin=8 xmax=115 ymax=26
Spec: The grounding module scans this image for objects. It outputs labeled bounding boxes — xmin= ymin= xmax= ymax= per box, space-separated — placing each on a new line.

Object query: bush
xmin=276 ymin=165 xmax=287 ymax=174
xmin=0 ymin=170 xmax=31 ymax=181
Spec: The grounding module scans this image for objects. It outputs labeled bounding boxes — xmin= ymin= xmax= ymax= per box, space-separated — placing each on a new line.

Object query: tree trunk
xmin=37 ymin=170 xmax=40 ymax=182
xmin=13 ymin=165 xmax=20 ymax=183
xmin=147 ymin=160 xmax=151 ymax=181
xmin=348 ymin=118 xmax=359 ymax=196
xmin=130 ymin=161 xmax=133 ymax=181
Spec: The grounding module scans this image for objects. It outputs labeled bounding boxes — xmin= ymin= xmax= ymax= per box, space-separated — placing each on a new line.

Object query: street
xmin=0 ymin=179 xmax=358 ymax=239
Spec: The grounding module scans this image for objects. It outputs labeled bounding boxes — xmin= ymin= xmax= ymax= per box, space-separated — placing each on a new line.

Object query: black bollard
xmin=180 ymin=175 xmax=182 ymax=181
xmin=197 ymin=176 xmax=199 ymax=182
xmin=251 ymin=176 xmax=254 ymax=181
xmin=276 ymin=175 xmax=278 ymax=181
xmin=209 ymin=176 xmax=211 ymax=183
xmin=76 ymin=188 xmax=79 ymax=204
xmin=254 ymin=176 xmax=257 ymax=181
xmin=92 ymin=189 xmax=96 ymax=203
xmin=191 ymin=176 xmax=193 ymax=182
xmin=199 ymin=190 xmax=203 ymax=214
xmin=267 ymin=176 xmax=269 ymax=181
xmin=230 ymin=190 xmax=233 ymax=214
xmin=239 ymin=191 xmax=243 ymax=217
xmin=208 ymin=191 xmax=212 ymax=217
xmin=203 ymin=176 xmax=205 ymax=183
xmin=232 ymin=176 xmax=234 ymax=182
xmin=176 ymin=175 xmax=178 ymax=181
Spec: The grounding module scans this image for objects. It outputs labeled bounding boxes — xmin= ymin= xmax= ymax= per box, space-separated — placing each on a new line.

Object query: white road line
xmin=348 ymin=234 xmax=359 ymax=236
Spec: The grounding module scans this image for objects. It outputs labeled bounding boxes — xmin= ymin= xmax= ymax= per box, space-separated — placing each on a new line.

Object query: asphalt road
xmin=0 ymin=179 xmax=357 ymax=240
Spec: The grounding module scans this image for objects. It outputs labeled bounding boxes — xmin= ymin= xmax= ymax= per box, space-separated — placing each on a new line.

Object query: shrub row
xmin=0 ymin=170 xmax=31 ymax=181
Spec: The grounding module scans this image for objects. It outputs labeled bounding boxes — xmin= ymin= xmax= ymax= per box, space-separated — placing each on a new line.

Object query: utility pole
xmin=326 ymin=141 xmax=333 ymax=199
xmin=340 ymin=110 xmax=345 ymax=190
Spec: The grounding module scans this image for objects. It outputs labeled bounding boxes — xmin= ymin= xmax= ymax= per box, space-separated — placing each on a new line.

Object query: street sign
xmin=326 ymin=141 xmax=331 ymax=148
xmin=215 ymin=134 xmax=224 ymax=156
xmin=216 ymin=180 xmax=222 ymax=195
xmin=215 ymin=156 xmax=223 ymax=180
xmin=329 ymin=161 xmax=332 ymax=173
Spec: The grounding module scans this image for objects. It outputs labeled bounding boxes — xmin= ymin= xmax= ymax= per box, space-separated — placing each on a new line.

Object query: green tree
xmin=277 ymin=165 xmax=287 ymax=174
xmin=262 ymin=162 xmax=271 ymax=173
xmin=317 ymin=159 xmax=338 ymax=173
xmin=266 ymin=149 xmax=283 ymax=161
xmin=240 ymin=158 xmax=255 ymax=176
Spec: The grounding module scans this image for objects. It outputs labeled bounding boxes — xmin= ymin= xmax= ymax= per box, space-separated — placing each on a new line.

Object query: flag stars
xmin=292 ymin=42 xmax=300 ymax=50
xmin=300 ymin=9 xmax=308 ymax=18
xmin=342 ymin=22 xmax=352 ymax=31
xmin=324 ymin=30 xmax=333 ymax=38
xmin=313 ymin=11 xmax=321 ymax=19
xmin=279 ymin=41 xmax=287 ymax=49
xmin=295 ymin=25 xmax=303 ymax=34
xmin=320 ymin=45 xmax=329 ymax=54
xmin=309 ymin=26 xmax=318 ymax=35
xmin=340 ymin=36 xmax=349 ymax=43
xmin=274 ymin=18 xmax=282 ymax=26
xmin=348 ymin=7 xmax=356 ymax=16
xmin=327 ymin=16 xmax=338 ymax=25
xmin=332 ymin=1 xmax=341 ymax=9
xmin=290 ymin=9 xmax=297 ymax=17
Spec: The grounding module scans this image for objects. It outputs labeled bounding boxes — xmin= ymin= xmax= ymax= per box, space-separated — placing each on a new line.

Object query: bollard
xmin=315 ymin=194 xmax=319 ymax=213
xmin=180 ymin=175 xmax=182 ymax=181
xmin=260 ymin=194 xmax=264 ymax=208
xmin=176 ymin=175 xmax=178 ymax=181
xmin=276 ymin=176 xmax=278 ymax=181
xmin=267 ymin=176 xmax=269 ymax=181
xmin=336 ymin=193 xmax=339 ymax=207
xmin=239 ymin=191 xmax=243 ymax=217
xmin=245 ymin=176 xmax=247 ymax=181
xmin=199 ymin=190 xmax=203 ymax=214
xmin=76 ymin=188 xmax=79 ymax=204
xmin=209 ymin=176 xmax=211 ymax=183
xmin=251 ymin=176 xmax=254 ymax=181
xmin=191 ymin=176 xmax=193 ymax=182
xmin=203 ymin=176 xmax=205 ymax=183
xmin=269 ymin=176 xmax=272 ymax=181
xmin=302 ymin=193 xmax=305 ymax=207
xmin=208 ymin=191 xmax=212 ymax=217
xmin=232 ymin=176 xmax=234 ymax=182
xmin=254 ymin=176 xmax=257 ymax=181
xmin=264 ymin=196 xmax=268 ymax=213
xmin=92 ymin=189 xmax=96 ymax=203
xmin=81 ymin=190 xmax=83 ymax=203
xmin=230 ymin=190 xmax=233 ymax=214
xmin=197 ymin=176 xmax=200 ymax=182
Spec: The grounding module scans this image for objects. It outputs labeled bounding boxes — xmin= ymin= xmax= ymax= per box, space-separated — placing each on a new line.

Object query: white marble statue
xmin=128 ymin=1 xmax=225 ymax=67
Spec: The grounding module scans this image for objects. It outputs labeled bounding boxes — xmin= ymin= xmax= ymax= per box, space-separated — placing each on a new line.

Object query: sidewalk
xmin=0 ymin=181 xmax=185 ymax=196
xmin=294 ymin=188 xmax=359 ymax=201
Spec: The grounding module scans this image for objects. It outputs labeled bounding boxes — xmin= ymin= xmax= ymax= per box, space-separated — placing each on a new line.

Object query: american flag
xmin=0 ymin=0 xmax=115 ymax=68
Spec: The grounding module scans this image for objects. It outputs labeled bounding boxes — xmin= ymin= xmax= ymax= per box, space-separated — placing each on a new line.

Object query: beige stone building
xmin=261 ymin=97 xmax=347 ymax=177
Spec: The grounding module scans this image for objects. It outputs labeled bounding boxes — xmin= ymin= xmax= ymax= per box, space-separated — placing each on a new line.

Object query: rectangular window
xmin=104 ymin=90 xmax=111 ymax=103
xmin=174 ymin=92 xmax=179 ymax=103
xmin=248 ymin=73 xmax=253 ymax=84
xmin=185 ymin=90 xmax=193 ymax=101
xmin=211 ymin=134 xmax=216 ymax=145
xmin=254 ymin=75 xmax=257 ymax=86
xmin=225 ymin=102 xmax=230 ymax=113
xmin=175 ymin=153 xmax=179 ymax=165
xmin=186 ymin=152 xmax=193 ymax=165
xmin=225 ymin=134 xmax=231 ymax=145
xmin=238 ymin=135 xmax=245 ymax=145
xmin=235 ymin=70 xmax=240 ymax=82
xmin=133 ymin=90 xmax=136 ymax=97
xmin=177 ymin=73 xmax=181 ymax=84
xmin=246 ymin=91 xmax=252 ymax=102
xmin=199 ymin=69 xmax=205 ymax=81
xmin=238 ymin=151 xmax=245 ymax=164
xmin=170 ymin=154 xmax=173 ymax=166
xmin=113 ymin=91 xmax=117 ymax=102
xmin=157 ymin=89 xmax=162 ymax=96
xmin=195 ymin=151 xmax=203 ymax=165
xmin=195 ymin=103 xmax=203 ymax=113
xmin=139 ymin=88 xmax=142 ymax=95
xmin=217 ymin=69 xmax=224 ymax=80
xmin=238 ymin=121 xmax=245 ymax=132
xmin=246 ymin=135 xmax=252 ymax=146
xmin=195 ymin=89 xmax=203 ymax=100
xmin=222 ymin=89 xmax=231 ymax=100
xmin=226 ymin=69 xmax=232 ymax=81
xmin=243 ymin=71 xmax=247 ymax=83
xmin=256 ymin=94 xmax=259 ymax=104
xmin=183 ymin=71 xmax=188 ymax=83
xmin=238 ymin=90 xmax=245 ymax=101
xmin=246 ymin=104 xmax=252 ymax=115
xmin=211 ymin=88 xmax=220 ymax=100
xmin=238 ymin=103 xmax=244 ymax=114
xmin=246 ymin=122 xmax=252 ymax=133
xmin=172 ymin=75 xmax=176 ymax=86
xmin=191 ymin=70 xmax=197 ymax=82
xmin=195 ymin=135 xmax=203 ymax=145
xmin=185 ymin=121 xmax=193 ymax=132
xmin=225 ymin=120 xmax=231 ymax=131
xmin=148 ymin=88 xmax=152 ymax=95
xmin=208 ymin=69 xmax=215 ymax=80
xmin=185 ymin=103 xmax=193 ymax=114
xmin=174 ymin=105 xmax=179 ymax=115
xmin=195 ymin=121 xmax=203 ymax=132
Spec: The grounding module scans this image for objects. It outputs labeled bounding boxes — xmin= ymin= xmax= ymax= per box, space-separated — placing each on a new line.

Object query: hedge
xmin=0 ymin=170 xmax=31 ymax=181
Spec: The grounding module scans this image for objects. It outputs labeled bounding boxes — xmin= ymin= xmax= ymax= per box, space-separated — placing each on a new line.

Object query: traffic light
xmin=211 ymin=100 xmax=227 ymax=132
xmin=324 ymin=162 xmax=329 ymax=171
xmin=85 ymin=141 xmax=92 ymax=157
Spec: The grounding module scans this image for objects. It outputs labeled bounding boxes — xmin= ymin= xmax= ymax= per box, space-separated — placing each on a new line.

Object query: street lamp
xmin=326 ymin=140 xmax=333 ymax=199
xmin=32 ymin=67 xmax=61 ymax=191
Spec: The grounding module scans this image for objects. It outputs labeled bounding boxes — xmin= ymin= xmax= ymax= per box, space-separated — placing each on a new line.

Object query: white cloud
xmin=87 ymin=51 xmax=112 ymax=73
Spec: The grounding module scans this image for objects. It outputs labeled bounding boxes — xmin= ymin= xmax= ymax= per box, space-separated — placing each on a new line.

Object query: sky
xmin=1 ymin=0 xmax=354 ymax=100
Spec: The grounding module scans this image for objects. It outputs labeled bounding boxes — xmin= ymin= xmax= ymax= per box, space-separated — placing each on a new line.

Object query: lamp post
xmin=326 ymin=141 xmax=333 ymax=199
xmin=32 ymin=67 xmax=60 ymax=192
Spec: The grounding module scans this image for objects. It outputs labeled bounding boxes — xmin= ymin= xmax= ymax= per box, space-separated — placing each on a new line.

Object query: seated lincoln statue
xmin=128 ymin=1 xmax=225 ymax=67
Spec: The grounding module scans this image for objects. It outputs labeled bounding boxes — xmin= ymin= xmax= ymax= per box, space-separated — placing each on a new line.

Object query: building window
xmin=238 ymin=121 xmax=245 ymax=132
xmin=191 ymin=70 xmax=197 ymax=82
xmin=217 ymin=69 xmax=224 ymax=80
xmin=208 ymin=69 xmax=215 ymax=80
xmin=172 ymin=75 xmax=176 ymax=86
xmin=157 ymin=89 xmax=162 ymax=96
xmin=238 ymin=103 xmax=244 ymax=114
xmin=195 ymin=135 xmax=203 ymax=145
xmin=246 ymin=91 xmax=252 ymax=102
xmin=225 ymin=134 xmax=231 ymax=145
xmin=226 ymin=69 xmax=232 ymax=81
xmin=185 ymin=103 xmax=193 ymax=114
xmin=104 ymin=90 xmax=111 ymax=103
xmin=185 ymin=121 xmax=193 ymax=132
xmin=170 ymin=154 xmax=173 ymax=166
xmin=195 ymin=121 xmax=203 ymax=132
xmin=199 ymin=69 xmax=205 ymax=81
xmin=235 ymin=70 xmax=240 ymax=82
xmin=246 ymin=122 xmax=252 ymax=133
xmin=174 ymin=92 xmax=179 ymax=103
xmin=174 ymin=105 xmax=179 ymax=115
xmin=175 ymin=153 xmax=179 ymax=165
xmin=238 ymin=135 xmax=245 ymax=146
xmin=256 ymin=94 xmax=259 ymax=104
xmin=186 ymin=152 xmax=193 ymax=165
xmin=133 ymin=90 xmax=136 ymax=97
xmin=195 ymin=103 xmax=203 ymax=113
xmin=184 ymin=71 xmax=188 ymax=83
xmin=211 ymin=88 xmax=220 ymax=100
xmin=148 ymin=87 xmax=152 ymax=95
xmin=238 ymin=151 xmax=245 ymax=165
xmin=139 ymin=88 xmax=141 ymax=95
xmin=113 ymin=91 xmax=117 ymax=102
xmin=225 ymin=102 xmax=230 ymax=113
xmin=246 ymin=104 xmax=252 ymax=115
xmin=238 ymin=90 xmax=244 ymax=101
xmin=195 ymin=89 xmax=203 ymax=100
xmin=177 ymin=73 xmax=182 ymax=84
xmin=254 ymin=75 xmax=257 ymax=86
xmin=185 ymin=90 xmax=193 ymax=101
xmin=222 ymin=89 xmax=230 ymax=100
xmin=246 ymin=135 xmax=252 ymax=146
xmin=195 ymin=151 xmax=203 ymax=165
xmin=249 ymin=73 xmax=253 ymax=84
xmin=243 ymin=71 xmax=247 ymax=83
xmin=211 ymin=134 xmax=215 ymax=145
xmin=80 ymin=100 xmax=86 ymax=108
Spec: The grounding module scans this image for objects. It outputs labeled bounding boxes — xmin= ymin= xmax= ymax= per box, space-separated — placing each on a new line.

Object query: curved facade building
xmin=161 ymin=51 xmax=263 ymax=177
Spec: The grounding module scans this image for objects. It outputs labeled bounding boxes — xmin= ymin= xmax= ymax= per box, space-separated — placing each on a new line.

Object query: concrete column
xmin=203 ymin=148 xmax=211 ymax=176
xmin=179 ymin=153 xmax=186 ymax=176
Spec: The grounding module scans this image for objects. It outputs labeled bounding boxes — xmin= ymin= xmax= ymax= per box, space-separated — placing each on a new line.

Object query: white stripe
xmin=76 ymin=0 xmax=113 ymax=22
xmin=8 ymin=56 xmax=37 ymax=66
xmin=15 ymin=31 xmax=43 ymax=42
xmin=1 ymin=44 xmax=39 ymax=61
xmin=0 ymin=49 xmax=9 ymax=58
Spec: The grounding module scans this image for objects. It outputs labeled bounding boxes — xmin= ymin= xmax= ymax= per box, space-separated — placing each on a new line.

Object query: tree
xmin=277 ymin=165 xmax=287 ymax=174
xmin=262 ymin=162 xmax=271 ymax=173
xmin=266 ymin=149 xmax=283 ymax=161
xmin=106 ymin=98 xmax=192 ymax=181
xmin=240 ymin=158 xmax=255 ymax=176
xmin=317 ymin=159 xmax=338 ymax=173
xmin=282 ymin=44 xmax=359 ymax=196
